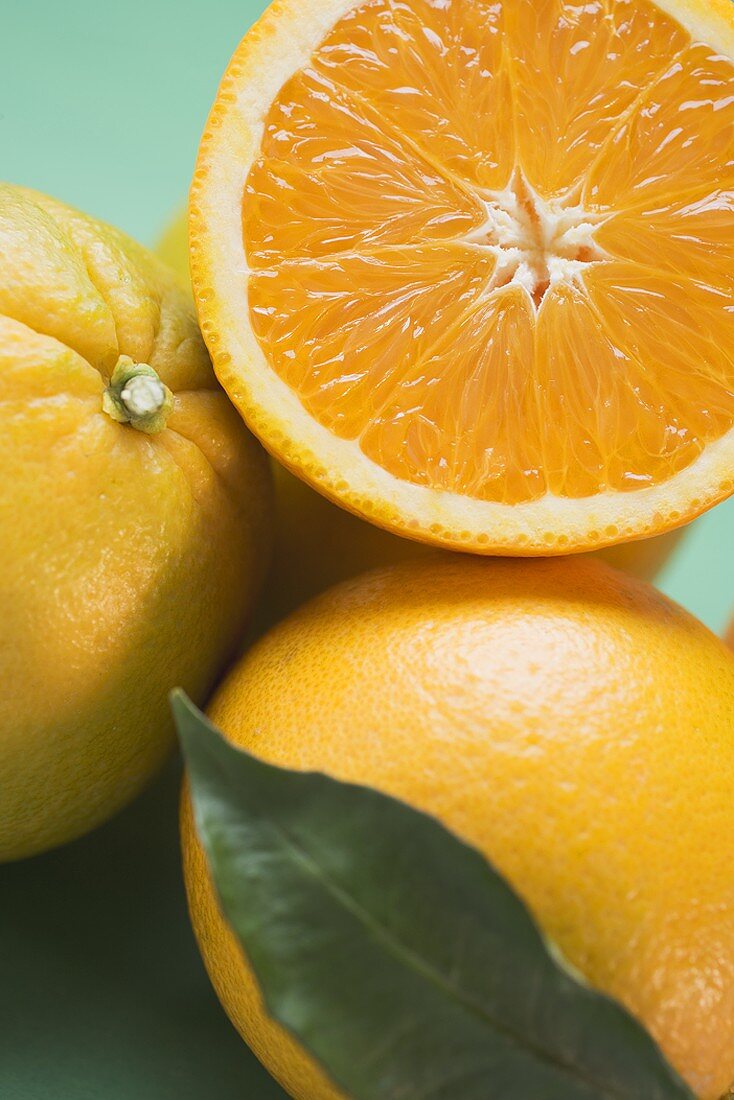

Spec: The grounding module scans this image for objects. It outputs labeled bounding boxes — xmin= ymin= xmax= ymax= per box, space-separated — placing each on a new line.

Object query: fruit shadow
xmin=0 ymin=757 xmax=287 ymax=1100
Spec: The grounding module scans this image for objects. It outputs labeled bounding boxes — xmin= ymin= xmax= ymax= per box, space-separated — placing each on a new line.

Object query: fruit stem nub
xmin=102 ymin=355 xmax=173 ymax=434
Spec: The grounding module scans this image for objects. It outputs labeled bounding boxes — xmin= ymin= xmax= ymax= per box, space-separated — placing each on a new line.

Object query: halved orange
xmin=191 ymin=0 xmax=734 ymax=554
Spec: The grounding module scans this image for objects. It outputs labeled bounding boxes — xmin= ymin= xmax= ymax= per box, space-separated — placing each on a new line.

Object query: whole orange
xmin=0 ymin=184 xmax=272 ymax=860
xmin=182 ymin=556 xmax=734 ymax=1100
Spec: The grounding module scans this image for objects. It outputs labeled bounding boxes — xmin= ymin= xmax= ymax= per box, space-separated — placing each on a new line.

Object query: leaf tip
xmin=170 ymin=686 xmax=192 ymax=721
xmin=170 ymin=689 xmax=233 ymax=781
xmin=170 ymin=688 xmax=210 ymax=759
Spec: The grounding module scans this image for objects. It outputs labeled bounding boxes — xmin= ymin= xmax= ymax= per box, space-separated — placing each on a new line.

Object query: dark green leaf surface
xmin=174 ymin=692 xmax=695 ymax=1100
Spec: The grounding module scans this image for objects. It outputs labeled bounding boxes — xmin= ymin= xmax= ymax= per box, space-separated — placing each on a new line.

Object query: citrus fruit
xmin=191 ymin=0 xmax=734 ymax=556
xmin=160 ymin=209 xmax=687 ymax=622
xmin=0 ymin=184 xmax=273 ymax=861
xmin=182 ymin=556 xmax=734 ymax=1100
xmin=156 ymin=210 xmax=190 ymax=286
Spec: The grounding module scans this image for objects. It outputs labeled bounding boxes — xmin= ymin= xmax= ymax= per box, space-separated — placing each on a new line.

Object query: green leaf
xmin=173 ymin=691 xmax=695 ymax=1100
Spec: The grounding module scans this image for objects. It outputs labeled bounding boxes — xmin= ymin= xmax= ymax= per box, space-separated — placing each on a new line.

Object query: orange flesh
xmin=244 ymin=0 xmax=734 ymax=504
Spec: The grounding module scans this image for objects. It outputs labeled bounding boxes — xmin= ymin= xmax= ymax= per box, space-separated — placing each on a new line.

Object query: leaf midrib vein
xmin=241 ymin=797 xmax=631 ymax=1100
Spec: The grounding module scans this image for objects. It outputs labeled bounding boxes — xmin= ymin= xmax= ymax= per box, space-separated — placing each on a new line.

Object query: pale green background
xmin=0 ymin=2 xmax=732 ymax=1098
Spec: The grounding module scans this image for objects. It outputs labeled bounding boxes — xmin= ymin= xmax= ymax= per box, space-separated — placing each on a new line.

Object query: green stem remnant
xmin=102 ymin=355 xmax=173 ymax=434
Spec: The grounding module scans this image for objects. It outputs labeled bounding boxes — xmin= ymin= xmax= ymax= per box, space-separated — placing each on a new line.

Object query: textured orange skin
xmin=0 ymin=185 xmax=273 ymax=861
xmin=181 ymin=556 xmax=734 ymax=1100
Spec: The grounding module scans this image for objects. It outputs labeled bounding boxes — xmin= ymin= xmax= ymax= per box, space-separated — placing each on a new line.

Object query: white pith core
xmin=464 ymin=172 xmax=609 ymax=308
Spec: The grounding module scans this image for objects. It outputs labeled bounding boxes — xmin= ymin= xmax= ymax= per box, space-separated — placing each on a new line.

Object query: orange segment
xmin=193 ymin=0 xmax=734 ymax=552
xmin=585 ymin=42 xmax=734 ymax=211
xmin=249 ymin=244 xmax=496 ymax=439
xmin=596 ymin=188 xmax=734 ymax=289
xmin=586 ymin=263 xmax=734 ymax=474
xmin=311 ymin=0 xmax=515 ymax=190
xmin=360 ymin=287 xmax=541 ymax=505
xmin=504 ymin=0 xmax=689 ymax=198
xmin=244 ymin=66 xmax=485 ymax=264
xmin=533 ymin=281 xmax=672 ymax=499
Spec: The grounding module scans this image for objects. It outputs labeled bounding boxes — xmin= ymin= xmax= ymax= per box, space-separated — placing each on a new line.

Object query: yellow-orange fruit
xmin=0 ymin=184 xmax=272 ymax=860
xmin=182 ymin=555 xmax=734 ymax=1099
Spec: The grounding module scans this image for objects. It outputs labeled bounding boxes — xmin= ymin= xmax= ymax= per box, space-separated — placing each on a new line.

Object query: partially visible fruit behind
xmin=599 ymin=527 xmax=686 ymax=585
xmin=266 ymin=459 xmax=429 ymax=626
xmin=156 ymin=211 xmax=189 ymax=286
xmin=159 ymin=211 xmax=686 ymax=626
xmin=268 ymin=461 xmax=686 ymax=628
xmin=181 ymin=555 xmax=734 ymax=1100
xmin=0 ymin=184 xmax=273 ymax=861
